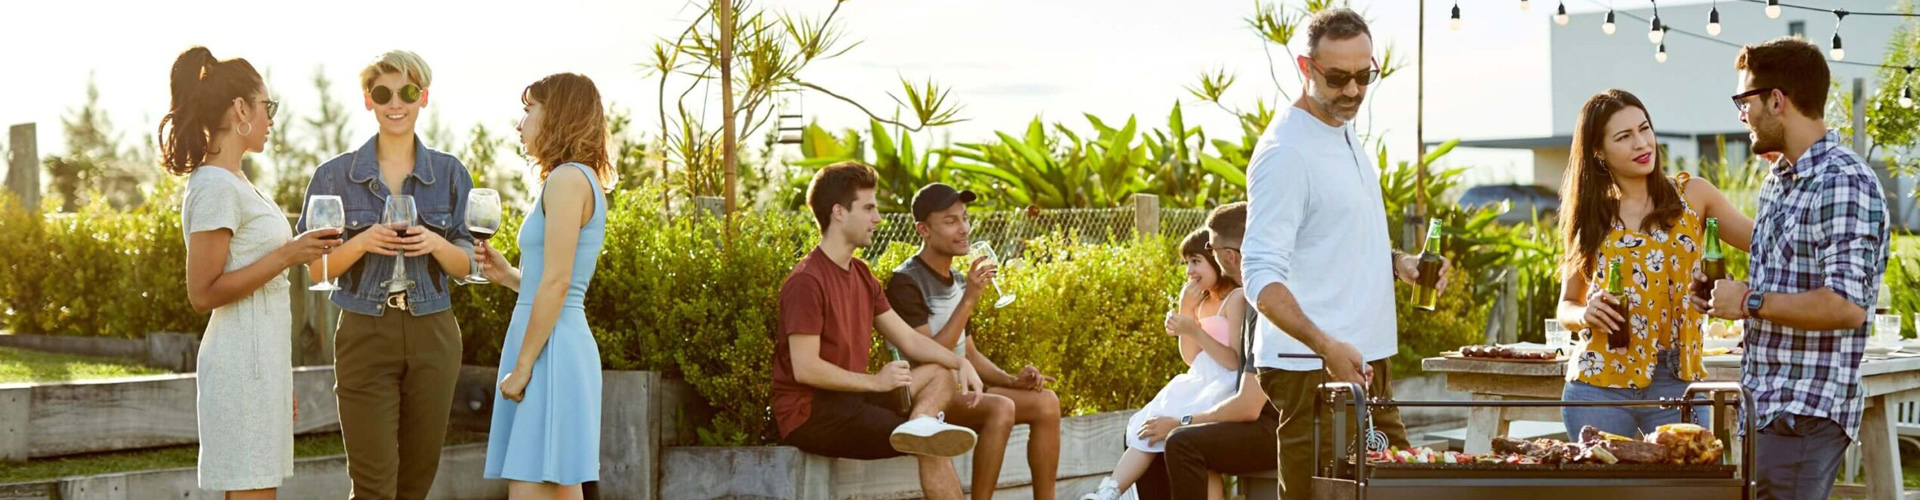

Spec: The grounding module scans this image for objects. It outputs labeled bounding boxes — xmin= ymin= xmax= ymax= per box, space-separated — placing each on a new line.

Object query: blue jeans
xmin=1562 ymin=350 xmax=1699 ymax=438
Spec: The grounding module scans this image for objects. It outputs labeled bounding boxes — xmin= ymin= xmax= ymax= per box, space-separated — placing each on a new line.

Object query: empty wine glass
xmin=968 ymin=240 xmax=1015 ymax=308
xmin=306 ymin=195 xmax=344 ymax=291
xmin=381 ymin=195 xmax=417 ymax=290
xmin=464 ymin=189 xmax=502 ymax=284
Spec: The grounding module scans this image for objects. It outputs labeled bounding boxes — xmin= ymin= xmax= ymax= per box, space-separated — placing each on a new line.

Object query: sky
xmin=0 ymin=0 xmax=1744 ymax=186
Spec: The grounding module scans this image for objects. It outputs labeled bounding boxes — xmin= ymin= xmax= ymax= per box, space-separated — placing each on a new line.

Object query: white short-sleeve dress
xmin=182 ymin=166 xmax=296 ymax=491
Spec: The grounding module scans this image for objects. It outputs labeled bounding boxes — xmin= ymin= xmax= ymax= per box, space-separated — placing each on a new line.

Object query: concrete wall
xmin=660 ymin=411 xmax=1133 ymax=500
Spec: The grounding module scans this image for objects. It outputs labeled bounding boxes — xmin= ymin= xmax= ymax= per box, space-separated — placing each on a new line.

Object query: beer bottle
xmin=1414 ymin=219 xmax=1446 ymax=311
xmin=1605 ymin=259 xmax=1631 ymax=350
xmin=887 ymin=345 xmax=913 ymax=417
xmin=1698 ymin=218 xmax=1725 ymax=301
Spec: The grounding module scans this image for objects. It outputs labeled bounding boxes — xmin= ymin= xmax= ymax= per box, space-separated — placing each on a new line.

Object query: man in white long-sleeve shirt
xmin=1240 ymin=9 xmax=1450 ymax=500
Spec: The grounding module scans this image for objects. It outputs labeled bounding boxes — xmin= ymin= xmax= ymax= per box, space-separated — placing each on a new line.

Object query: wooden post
xmin=7 ymin=123 xmax=39 ymax=211
xmin=1502 ymin=268 xmax=1520 ymax=344
xmin=693 ymin=196 xmax=726 ymax=219
xmin=0 ymin=386 xmax=28 ymax=463
xmin=718 ymin=0 xmax=738 ymax=220
xmin=1415 ymin=0 xmax=1428 ymax=218
xmin=1133 ymin=194 xmax=1160 ymax=236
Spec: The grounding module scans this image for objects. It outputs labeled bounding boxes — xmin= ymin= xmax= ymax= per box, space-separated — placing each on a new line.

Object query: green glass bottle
xmin=1414 ymin=219 xmax=1446 ymax=311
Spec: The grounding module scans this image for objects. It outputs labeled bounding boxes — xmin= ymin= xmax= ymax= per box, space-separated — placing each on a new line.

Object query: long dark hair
xmin=157 ymin=46 xmax=262 ymax=176
xmin=1560 ymin=89 xmax=1686 ymax=278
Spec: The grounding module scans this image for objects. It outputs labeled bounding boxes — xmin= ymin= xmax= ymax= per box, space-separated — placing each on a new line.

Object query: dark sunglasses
xmin=1730 ymin=87 xmax=1778 ymax=113
xmin=1309 ymin=58 xmax=1381 ymax=88
xmin=370 ymin=84 xmax=423 ymax=105
xmin=254 ymin=98 xmax=279 ymax=119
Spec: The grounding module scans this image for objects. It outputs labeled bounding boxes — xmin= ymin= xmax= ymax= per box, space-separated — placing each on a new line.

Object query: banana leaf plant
xmin=789 ymin=118 xmax=964 ymax=212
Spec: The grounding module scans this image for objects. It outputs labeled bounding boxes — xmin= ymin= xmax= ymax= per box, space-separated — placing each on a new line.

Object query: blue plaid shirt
xmin=1742 ymin=130 xmax=1890 ymax=440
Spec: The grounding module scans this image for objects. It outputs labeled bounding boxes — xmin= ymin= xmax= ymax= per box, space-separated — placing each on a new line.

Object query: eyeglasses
xmin=257 ymin=98 xmax=280 ymax=119
xmin=370 ymin=84 xmax=423 ymax=105
xmin=1730 ymin=87 xmax=1779 ymax=114
xmin=1309 ymin=58 xmax=1381 ymax=88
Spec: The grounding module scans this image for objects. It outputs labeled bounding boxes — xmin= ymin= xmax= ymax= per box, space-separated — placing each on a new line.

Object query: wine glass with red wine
xmin=306 ymin=195 xmax=345 ymax=291
xmin=464 ymin=189 xmax=501 ymax=284
xmin=381 ymin=195 xmax=417 ymax=290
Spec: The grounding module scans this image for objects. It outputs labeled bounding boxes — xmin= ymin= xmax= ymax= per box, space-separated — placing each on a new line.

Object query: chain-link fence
xmin=865 ymin=207 xmax=1211 ymax=260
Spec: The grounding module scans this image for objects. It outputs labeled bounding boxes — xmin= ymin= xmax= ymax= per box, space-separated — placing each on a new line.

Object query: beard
xmin=1311 ymin=90 xmax=1365 ymax=123
xmin=1748 ymin=113 xmax=1787 ymax=156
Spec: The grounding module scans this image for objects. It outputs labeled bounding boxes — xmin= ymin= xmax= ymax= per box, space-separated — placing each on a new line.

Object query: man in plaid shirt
xmin=1693 ymin=38 xmax=1890 ymax=500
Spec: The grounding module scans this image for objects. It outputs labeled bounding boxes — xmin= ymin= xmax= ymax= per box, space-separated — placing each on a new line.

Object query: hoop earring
xmin=237 ymin=122 xmax=254 ymax=137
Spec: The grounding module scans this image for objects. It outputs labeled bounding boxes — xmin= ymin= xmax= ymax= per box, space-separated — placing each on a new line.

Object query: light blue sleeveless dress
xmin=483 ymin=163 xmax=606 ymax=485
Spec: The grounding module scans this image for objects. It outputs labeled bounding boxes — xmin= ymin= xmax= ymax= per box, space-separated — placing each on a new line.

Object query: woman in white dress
xmin=1082 ymin=228 xmax=1246 ymax=500
xmin=160 ymin=46 xmax=338 ymax=499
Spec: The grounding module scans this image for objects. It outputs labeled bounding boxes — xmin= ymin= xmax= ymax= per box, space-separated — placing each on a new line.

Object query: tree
xmin=646 ymin=0 xmax=964 ymax=210
xmin=44 ymin=75 xmax=148 ymax=211
xmin=267 ymin=68 xmax=355 ymax=213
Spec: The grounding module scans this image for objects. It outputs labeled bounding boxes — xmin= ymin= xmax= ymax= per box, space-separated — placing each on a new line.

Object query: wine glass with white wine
xmin=968 ymin=240 xmax=1016 ymax=308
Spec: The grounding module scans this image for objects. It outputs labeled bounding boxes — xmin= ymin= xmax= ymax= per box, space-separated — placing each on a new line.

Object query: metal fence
xmin=856 ymin=196 xmax=1211 ymax=259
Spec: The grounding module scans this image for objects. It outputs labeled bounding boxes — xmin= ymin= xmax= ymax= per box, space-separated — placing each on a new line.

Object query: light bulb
xmin=1656 ymin=44 xmax=1668 ymax=63
xmin=1521 ymin=0 xmax=1532 ymax=11
xmin=1603 ymin=10 xmax=1617 ymax=35
xmin=1555 ymin=2 xmax=1570 ymax=25
xmin=1451 ymin=4 xmax=1462 ymax=31
xmin=1649 ymin=16 xmax=1665 ymax=44
xmin=1707 ymin=7 xmax=1722 ymax=36
xmin=1766 ymin=0 xmax=1782 ymax=19
xmin=1900 ymin=87 xmax=1914 ymax=108
xmin=1831 ymin=34 xmax=1845 ymax=61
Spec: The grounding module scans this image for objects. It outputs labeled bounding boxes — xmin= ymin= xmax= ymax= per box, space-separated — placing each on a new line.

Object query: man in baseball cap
xmin=886 ymin=183 xmax=1065 ymax=500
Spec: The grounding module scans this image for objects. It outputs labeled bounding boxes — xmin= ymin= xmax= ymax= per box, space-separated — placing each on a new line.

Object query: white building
xmin=1443 ymin=0 xmax=1907 ymax=188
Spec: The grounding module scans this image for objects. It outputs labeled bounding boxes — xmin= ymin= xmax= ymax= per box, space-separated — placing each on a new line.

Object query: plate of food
xmin=1446 ymin=344 xmax=1563 ymax=363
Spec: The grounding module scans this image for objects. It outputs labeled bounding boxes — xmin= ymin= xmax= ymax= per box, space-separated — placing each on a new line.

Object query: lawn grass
xmin=0 ymin=430 xmax=488 ymax=484
xmin=0 ymin=346 xmax=166 ymax=384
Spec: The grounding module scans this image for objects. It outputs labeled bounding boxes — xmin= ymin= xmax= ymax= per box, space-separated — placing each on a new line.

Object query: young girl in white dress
xmin=1082 ymin=228 xmax=1245 ymax=500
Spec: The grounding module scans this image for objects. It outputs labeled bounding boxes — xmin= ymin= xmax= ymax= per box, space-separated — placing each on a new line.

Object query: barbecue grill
xmin=1308 ymin=381 xmax=1756 ymax=500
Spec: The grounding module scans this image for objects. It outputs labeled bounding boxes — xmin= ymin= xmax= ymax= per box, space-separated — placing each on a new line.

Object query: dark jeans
xmin=1259 ymin=360 xmax=1410 ymax=500
xmin=1165 ymin=405 xmax=1281 ymax=500
xmin=1754 ymin=414 xmax=1851 ymax=500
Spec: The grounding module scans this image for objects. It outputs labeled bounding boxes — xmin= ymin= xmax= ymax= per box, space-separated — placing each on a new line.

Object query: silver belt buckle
xmin=386 ymin=293 xmax=408 ymax=311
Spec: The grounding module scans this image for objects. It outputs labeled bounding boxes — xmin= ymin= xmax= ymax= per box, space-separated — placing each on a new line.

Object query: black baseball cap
xmin=911 ymin=183 xmax=978 ymax=222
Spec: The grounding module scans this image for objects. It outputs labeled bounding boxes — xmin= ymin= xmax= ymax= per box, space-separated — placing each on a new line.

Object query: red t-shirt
xmin=772 ymin=247 xmax=891 ymax=439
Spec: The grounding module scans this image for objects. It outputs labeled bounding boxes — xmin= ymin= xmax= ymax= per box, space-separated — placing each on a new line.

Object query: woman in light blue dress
xmin=474 ymin=73 xmax=615 ymax=500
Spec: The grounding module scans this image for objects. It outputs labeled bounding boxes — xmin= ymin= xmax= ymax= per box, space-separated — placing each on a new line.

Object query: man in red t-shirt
xmin=774 ymin=161 xmax=984 ymax=500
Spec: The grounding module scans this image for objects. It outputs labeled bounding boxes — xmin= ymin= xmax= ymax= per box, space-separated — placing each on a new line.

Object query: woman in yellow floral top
xmin=1554 ymin=90 xmax=1755 ymax=439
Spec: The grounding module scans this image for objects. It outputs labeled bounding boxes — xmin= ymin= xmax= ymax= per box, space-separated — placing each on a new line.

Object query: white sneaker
xmin=889 ymin=415 xmax=977 ymax=457
xmin=1079 ymin=476 xmax=1120 ymax=500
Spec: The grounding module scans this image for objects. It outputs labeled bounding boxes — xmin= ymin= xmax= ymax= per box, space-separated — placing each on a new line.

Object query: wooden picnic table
xmin=1423 ymin=354 xmax=1920 ymax=500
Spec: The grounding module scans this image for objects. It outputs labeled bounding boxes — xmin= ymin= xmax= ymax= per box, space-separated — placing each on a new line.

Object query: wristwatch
xmin=1745 ymin=290 xmax=1766 ymax=320
xmin=1180 ymin=415 xmax=1193 ymax=426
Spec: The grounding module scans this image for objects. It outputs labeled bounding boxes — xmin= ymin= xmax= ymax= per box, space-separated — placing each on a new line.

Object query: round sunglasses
xmin=370 ymin=84 xmax=423 ymax=105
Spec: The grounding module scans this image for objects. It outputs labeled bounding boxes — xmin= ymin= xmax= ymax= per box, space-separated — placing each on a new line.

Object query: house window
xmin=1789 ymin=21 xmax=1806 ymax=39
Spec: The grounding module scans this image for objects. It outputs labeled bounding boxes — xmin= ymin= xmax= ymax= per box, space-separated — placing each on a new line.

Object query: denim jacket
xmin=296 ymin=135 xmax=475 ymax=316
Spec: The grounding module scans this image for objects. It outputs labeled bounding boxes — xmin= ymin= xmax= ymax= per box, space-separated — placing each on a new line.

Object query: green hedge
xmin=0 ymin=180 xmax=204 ymax=338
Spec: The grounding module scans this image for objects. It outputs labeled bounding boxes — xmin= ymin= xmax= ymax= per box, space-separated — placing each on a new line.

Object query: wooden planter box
xmin=0 ymin=443 xmax=499 ymax=500
xmin=0 ymin=366 xmax=343 ymax=462
xmin=2 ymin=367 xmax=699 ymax=500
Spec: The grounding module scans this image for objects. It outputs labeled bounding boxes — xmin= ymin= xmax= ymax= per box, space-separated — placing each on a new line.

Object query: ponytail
xmin=157 ymin=46 xmax=262 ymax=176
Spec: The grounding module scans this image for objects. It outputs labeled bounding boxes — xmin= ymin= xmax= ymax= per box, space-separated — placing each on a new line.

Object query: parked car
xmin=1458 ymin=184 xmax=1561 ymax=225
